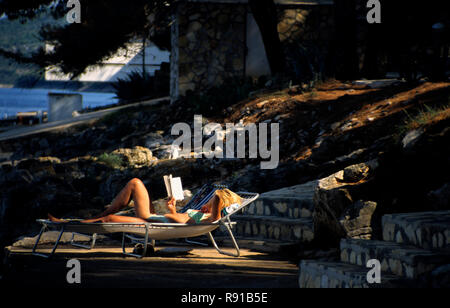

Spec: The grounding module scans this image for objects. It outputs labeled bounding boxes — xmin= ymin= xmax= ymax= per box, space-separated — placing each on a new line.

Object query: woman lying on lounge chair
xmin=48 ymin=178 xmax=242 ymax=225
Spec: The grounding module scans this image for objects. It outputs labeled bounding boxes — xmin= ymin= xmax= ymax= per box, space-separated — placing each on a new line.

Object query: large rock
xmin=15 ymin=156 xmax=61 ymax=176
xmin=151 ymin=145 xmax=177 ymax=160
xmin=313 ymin=160 xmax=379 ymax=245
xmin=112 ymin=146 xmax=156 ymax=168
xmin=339 ymin=200 xmax=377 ymax=239
xmin=402 ymin=129 xmax=424 ymax=150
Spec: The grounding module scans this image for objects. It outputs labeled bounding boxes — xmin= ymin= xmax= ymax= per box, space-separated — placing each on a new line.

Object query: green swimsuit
xmin=148 ymin=204 xmax=241 ymax=224
xmin=187 ymin=210 xmax=207 ymax=224
xmin=187 ymin=203 xmax=240 ymax=224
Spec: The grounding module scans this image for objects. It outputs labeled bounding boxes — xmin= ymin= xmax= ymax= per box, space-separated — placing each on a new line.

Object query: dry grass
xmin=403 ymin=103 xmax=450 ymax=131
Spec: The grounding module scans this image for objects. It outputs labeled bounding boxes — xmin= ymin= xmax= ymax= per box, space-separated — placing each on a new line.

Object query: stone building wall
xmin=176 ymin=2 xmax=247 ymax=96
xmin=171 ymin=1 xmax=336 ymax=101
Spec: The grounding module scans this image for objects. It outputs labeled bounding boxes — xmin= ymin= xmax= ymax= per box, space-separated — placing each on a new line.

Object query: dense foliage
xmin=112 ymin=70 xmax=170 ymax=102
xmin=0 ymin=0 xmax=447 ymax=83
xmin=0 ymin=0 xmax=173 ymax=78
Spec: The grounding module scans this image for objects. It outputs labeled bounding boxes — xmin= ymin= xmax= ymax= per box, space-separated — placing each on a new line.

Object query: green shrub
xmin=112 ymin=70 xmax=169 ymax=102
xmin=97 ymin=153 xmax=124 ymax=169
xmin=404 ymin=104 xmax=449 ymax=129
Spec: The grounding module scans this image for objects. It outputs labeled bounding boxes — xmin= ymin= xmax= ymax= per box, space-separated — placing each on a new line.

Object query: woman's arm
xmin=202 ymin=195 xmax=221 ymax=223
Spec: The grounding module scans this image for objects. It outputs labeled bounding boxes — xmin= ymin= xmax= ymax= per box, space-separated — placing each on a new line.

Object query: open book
xmin=163 ymin=175 xmax=185 ymax=201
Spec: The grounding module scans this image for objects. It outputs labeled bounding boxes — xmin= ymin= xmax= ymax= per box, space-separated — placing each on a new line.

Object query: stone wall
xmin=171 ymin=2 xmax=335 ymax=99
xmin=176 ymin=2 xmax=247 ymax=96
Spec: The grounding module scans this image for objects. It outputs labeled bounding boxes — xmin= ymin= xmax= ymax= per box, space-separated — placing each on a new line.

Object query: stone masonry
xmin=176 ymin=2 xmax=247 ymax=96
xmin=216 ymin=180 xmax=317 ymax=251
xmin=298 ymin=211 xmax=450 ymax=288
xmin=382 ymin=211 xmax=450 ymax=250
xmin=170 ymin=1 xmax=335 ymax=101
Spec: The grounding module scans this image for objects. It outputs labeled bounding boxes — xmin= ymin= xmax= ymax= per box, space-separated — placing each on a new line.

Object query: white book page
xmin=170 ymin=177 xmax=184 ymax=201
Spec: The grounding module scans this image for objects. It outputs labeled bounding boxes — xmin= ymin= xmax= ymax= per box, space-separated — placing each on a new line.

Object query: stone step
xmin=242 ymin=196 xmax=314 ymax=219
xmin=340 ymin=239 xmax=450 ymax=279
xmin=218 ymin=215 xmax=314 ymax=243
xmin=298 ymin=260 xmax=406 ymax=288
xmin=240 ymin=181 xmax=317 ymax=219
xmin=382 ymin=211 xmax=450 ymax=250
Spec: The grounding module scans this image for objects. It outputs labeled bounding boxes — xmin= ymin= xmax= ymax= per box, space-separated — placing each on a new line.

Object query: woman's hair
xmin=215 ymin=189 xmax=242 ymax=211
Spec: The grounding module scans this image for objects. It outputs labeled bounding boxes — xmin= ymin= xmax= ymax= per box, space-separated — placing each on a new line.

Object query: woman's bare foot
xmin=47 ymin=214 xmax=68 ymax=223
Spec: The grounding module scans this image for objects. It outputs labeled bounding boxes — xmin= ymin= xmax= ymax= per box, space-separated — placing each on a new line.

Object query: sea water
xmin=0 ymin=88 xmax=118 ymax=118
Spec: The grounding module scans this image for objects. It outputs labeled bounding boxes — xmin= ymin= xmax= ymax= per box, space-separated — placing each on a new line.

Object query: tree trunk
xmin=248 ymin=0 xmax=285 ymax=75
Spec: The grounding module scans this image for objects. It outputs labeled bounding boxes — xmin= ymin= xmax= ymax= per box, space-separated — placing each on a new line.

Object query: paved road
xmin=0 ymin=96 xmax=169 ymax=142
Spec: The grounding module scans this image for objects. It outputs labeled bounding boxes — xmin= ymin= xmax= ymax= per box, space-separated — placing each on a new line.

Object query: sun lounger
xmin=32 ymin=190 xmax=259 ymax=258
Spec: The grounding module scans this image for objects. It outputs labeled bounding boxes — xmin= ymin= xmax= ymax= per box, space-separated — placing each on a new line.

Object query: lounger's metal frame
xmin=32 ymin=191 xmax=258 ymax=259
xmin=32 ymin=223 xmax=65 ymax=259
xmin=71 ymin=232 xmax=97 ymax=250
xmin=31 ymin=221 xmax=155 ymax=259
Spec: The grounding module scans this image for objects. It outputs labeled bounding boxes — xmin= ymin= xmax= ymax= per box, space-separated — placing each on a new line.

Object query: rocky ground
xmin=0 ymin=79 xmax=449 ymax=286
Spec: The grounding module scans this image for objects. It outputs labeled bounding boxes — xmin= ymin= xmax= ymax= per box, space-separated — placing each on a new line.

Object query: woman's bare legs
xmin=47 ymin=213 xmax=148 ymax=223
xmin=95 ymin=178 xmax=155 ymax=218
xmin=48 ymin=178 xmax=155 ymax=223
xmin=80 ymin=214 xmax=148 ymax=223
xmin=48 ymin=181 xmax=224 ymax=224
